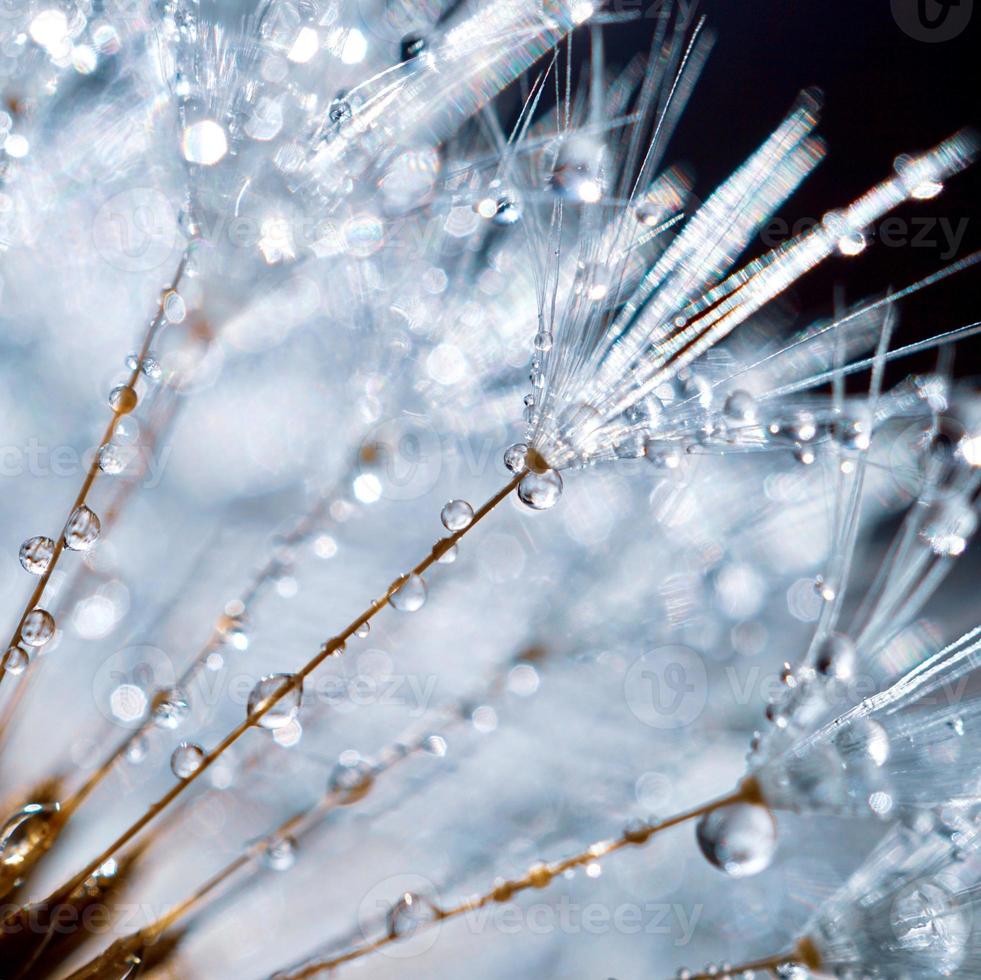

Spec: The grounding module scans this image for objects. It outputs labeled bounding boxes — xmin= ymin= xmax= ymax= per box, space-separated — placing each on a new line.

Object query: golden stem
xmin=61 ymin=449 xmax=377 ymax=817
xmin=277 ymin=780 xmax=758 ymax=978
xmin=8 ymin=470 xmax=524 ymax=930
xmin=0 ymin=254 xmax=188 ymax=689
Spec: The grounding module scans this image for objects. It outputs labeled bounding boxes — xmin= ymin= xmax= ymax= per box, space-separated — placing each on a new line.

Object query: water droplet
xmin=218 ymin=611 xmax=250 ymax=650
xmin=836 ymin=229 xmax=866 ymax=257
xmin=437 ymin=543 xmax=458 ymax=564
xmin=518 ymin=469 xmax=563 ymax=510
xmin=263 ymin=835 xmax=296 ymax=871
xmin=21 ymin=609 xmax=55 ymax=647
xmin=890 ymin=878 xmax=970 ymax=971
xmin=109 ymin=385 xmax=138 ymax=414
xmin=247 ymin=673 xmax=301 ymax=729
xmin=834 ymin=717 xmax=890 ymax=768
xmin=19 ymin=536 xmax=54 ymax=574
xmin=125 ymin=736 xmax=148 ymax=764
xmin=355 ymin=623 xmax=370 ymax=638
xmin=65 ymin=506 xmax=101 ymax=551
xmin=163 ymin=290 xmax=186 ymax=324
xmin=533 ymin=331 xmax=553 ymax=352
xmin=814 ymin=632 xmax=856 ymax=681
xmin=170 ymin=742 xmax=205 ymax=779
xmin=386 ymin=891 xmax=439 ymax=938
xmin=328 ymin=98 xmax=352 ymax=125
xmin=0 ymin=803 xmax=61 ymax=881
xmin=492 ymin=195 xmax=521 ymax=225
xmin=389 ymin=574 xmax=427 ymax=612
xmin=723 ymin=390 xmax=757 ymax=424
xmin=400 ymin=33 xmax=426 ymax=60
xmin=504 ymin=443 xmax=528 ymax=473
xmin=2 ymin=647 xmax=29 ymax=675
xmin=644 ymin=440 xmax=683 ymax=470
xmin=98 ymin=444 xmax=129 ymax=475
xmin=182 ymin=119 xmax=228 ymax=165
xmin=920 ymin=497 xmax=977 ymax=556
xmin=440 ymin=499 xmax=473 ymax=532
xmin=695 ymin=803 xmax=777 ymax=878
xmin=151 ymin=688 xmax=190 ymax=730
xmin=328 ymin=756 xmax=376 ymax=800
xmin=423 ymin=734 xmax=447 ymax=756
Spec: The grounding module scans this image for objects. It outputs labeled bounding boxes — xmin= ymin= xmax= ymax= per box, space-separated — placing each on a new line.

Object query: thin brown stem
xmin=276 ymin=780 xmax=758 ymax=978
xmin=6 ymin=470 xmax=524 ymax=930
xmin=61 ymin=448 xmax=375 ymax=817
xmin=0 ymin=255 xmax=187 ymax=689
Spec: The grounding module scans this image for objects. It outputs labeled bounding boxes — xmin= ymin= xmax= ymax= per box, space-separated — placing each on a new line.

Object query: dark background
xmin=599 ymin=0 xmax=980 ymax=382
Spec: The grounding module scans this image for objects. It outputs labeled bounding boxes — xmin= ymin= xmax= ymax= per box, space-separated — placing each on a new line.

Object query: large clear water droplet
xmin=171 ymin=742 xmax=205 ymax=779
xmin=0 ymin=802 xmax=61 ymax=883
xmin=695 ymin=803 xmax=777 ymax=878
xmin=19 ymin=536 xmax=54 ymax=574
xmin=389 ymin=574 xmax=427 ymax=612
xmin=21 ymin=609 xmax=55 ymax=647
xmin=440 ymin=500 xmax=473 ymax=531
xmin=247 ymin=673 xmax=301 ymax=729
xmin=518 ymin=469 xmax=563 ymax=510
xmin=65 ymin=506 xmax=101 ymax=551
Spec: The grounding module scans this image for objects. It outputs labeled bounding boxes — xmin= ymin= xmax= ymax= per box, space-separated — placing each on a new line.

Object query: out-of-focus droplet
xmin=163 ymin=290 xmax=186 ymax=323
xmin=504 ymin=443 xmax=528 ymax=473
xmin=518 ymin=469 xmax=563 ymax=510
xmin=814 ymin=632 xmax=856 ymax=681
xmin=247 ymin=673 xmax=301 ymax=729
xmin=920 ymin=497 xmax=977 ymax=557
xmin=19 ymin=536 xmax=54 ymax=575
xmin=723 ymin=390 xmax=757 ymax=424
xmin=125 ymin=736 xmax=148 ymax=764
xmin=400 ymin=33 xmax=426 ymax=60
xmin=65 ymin=506 xmax=101 ymax=551
xmin=152 ymin=688 xmax=190 ymax=730
xmin=389 ymin=574 xmax=427 ymax=612
xmin=171 ymin=742 xmax=205 ymax=779
xmin=1 ymin=647 xmax=29 ymax=675
xmin=263 ymin=835 xmax=297 ymax=871
xmin=21 ymin=609 xmax=55 ymax=647
xmin=695 ymin=803 xmax=777 ymax=878
xmin=182 ymin=120 xmax=228 ymax=166
xmin=329 ymin=757 xmax=376 ymax=800
xmin=440 ymin=500 xmax=473 ymax=531
xmin=386 ymin=891 xmax=439 ymax=938
xmin=644 ymin=440 xmax=683 ymax=469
